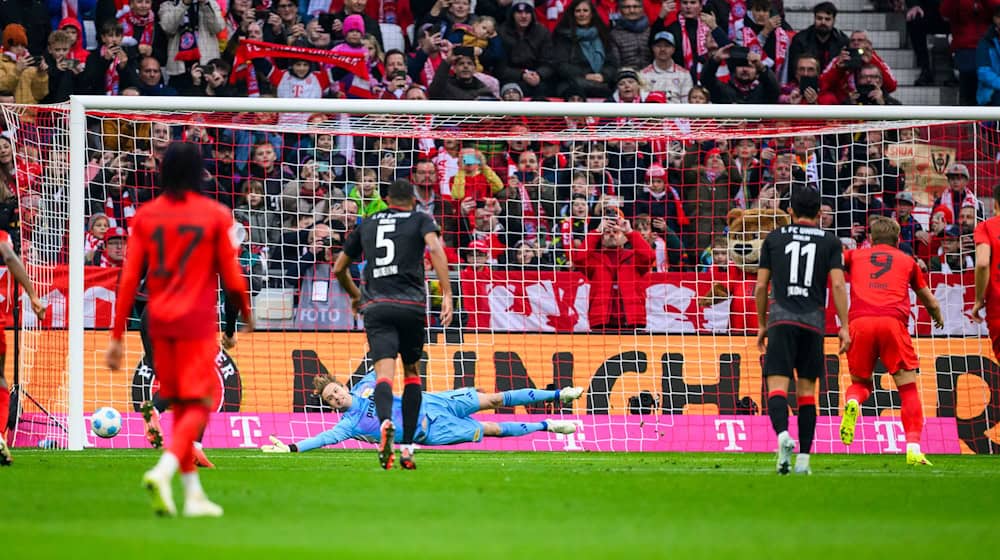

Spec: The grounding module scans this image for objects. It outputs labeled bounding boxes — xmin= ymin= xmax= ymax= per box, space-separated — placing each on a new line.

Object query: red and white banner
xmin=1 ymin=266 xmax=118 ymax=328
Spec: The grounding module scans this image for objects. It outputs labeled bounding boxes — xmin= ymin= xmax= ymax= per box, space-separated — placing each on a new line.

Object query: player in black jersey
xmin=755 ymin=187 xmax=850 ymax=475
xmin=335 ymin=179 xmax=454 ymax=470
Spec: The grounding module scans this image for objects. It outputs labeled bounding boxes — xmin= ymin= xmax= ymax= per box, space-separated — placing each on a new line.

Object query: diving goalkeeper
xmin=262 ymin=371 xmax=584 ymax=456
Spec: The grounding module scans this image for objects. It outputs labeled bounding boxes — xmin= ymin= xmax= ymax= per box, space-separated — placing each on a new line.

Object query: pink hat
xmin=343 ymin=15 xmax=365 ymax=35
xmin=646 ymin=163 xmax=666 ymax=179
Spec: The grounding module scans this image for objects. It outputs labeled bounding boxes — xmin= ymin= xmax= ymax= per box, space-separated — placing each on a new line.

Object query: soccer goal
xmin=2 ymin=98 xmax=998 ymax=455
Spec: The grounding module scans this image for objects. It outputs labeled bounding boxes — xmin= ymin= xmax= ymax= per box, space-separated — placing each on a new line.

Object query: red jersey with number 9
xmin=112 ymin=192 xmax=251 ymax=340
xmin=843 ymin=245 xmax=927 ymax=324
xmin=974 ymin=217 xmax=1000 ymax=320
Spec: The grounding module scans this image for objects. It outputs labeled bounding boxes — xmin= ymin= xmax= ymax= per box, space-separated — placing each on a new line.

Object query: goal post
xmin=8 ymin=97 xmax=997 ymax=453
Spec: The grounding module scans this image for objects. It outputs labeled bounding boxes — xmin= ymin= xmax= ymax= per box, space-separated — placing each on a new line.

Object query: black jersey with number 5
xmin=758 ymin=224 xmax=843 ymax=331
xmin=342 ymin=208 xmax=440 ymax=308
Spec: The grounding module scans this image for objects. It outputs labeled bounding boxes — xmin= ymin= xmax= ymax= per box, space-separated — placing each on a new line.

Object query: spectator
xmin=930 ymin=224 xmax=972 ymax=272
xmin=330 ymin=15 xmax=375 ymax=98
xmin=818 ymin=32 xmax=898 ymax=105
xmin=702 ymin=47 xmax=779 ymax=104
xmin=90 ymin=226 xmax=127 ymax=267
xmin=906 ymin=0 xmax=951 ymax=85
xmin=579 ymin=142 xmax=617 ymax=195
xmin=119 ymin=0 xmax=165 ymax=63
xmin=629 ymin=162 xmax=686 ymax=242
xmin=499 ymin=150 xmax=558 ymax=233
xmin=729 ymin=138 xmax=769 ymax=206
xmin=447 ymin=14 xmax=503 ymax=74
xmin=420 ymin=0 xmax=474 ymax=37
xmin=233 ymin=179 xmax=281 ymax=247
xmin=500 ymin=82 xmax=524 ymax=100
xmin=639 ymin=30 xmax=692 ymax=103
xmin=184 ymin=57 xmax=235 ymax=96
xmin=159 ymin=0 xmax=225 ymax=90
xmin=500 ymin=238 xmax=549 ymax=271
xmin=450 ymin=146 xmax=504 ymax=202
xmin=654 ymin=0 xmax=730 ymax=83
xmin=571 ymin=214 xmax=655 ymax=330
xmin=551 ymin=0 xmax=620 ymax=98
xmin=84 ymin=212 xmax=111 ymax=264
xmin=41 ymin=29 xmax=77 ymax=104
xmin=283 ymin=161 xmax=338 ymax=227
xmin=496 ymin=0 xmax=554 ymax=98
xmin=893 ymin=191 xmax=925 ymax=252
xmin=79 ymin=20 xmax=138 ymax=95
xmin=819 ymin=199 xmax=835 ymax=231
xmin=131 ymin=55 xmax=177 ymax=95
xmin=0 ymin=0 xmax=50 ymax=56
xmin=737 ymin=0 xmax=794 ymax=82
xmin=222 ymin=0 xmax=255 ymax=46
xmin=606 ymin=66 xmax=664 ymax=102
xmin=787 ymin=1 xmax=847 ymax=74
xmin=58 ymin=18 xmax=89 ymax=67
xmin=831 ymin=62 xmax=901 ymax=105
xmin=263 ymin=0 xmax=304 ymax=46
xmin=943 ymin=0 xmax=992 ymax=105
xmin=86 ymin=159 xmax=136 ymax=230
xmin=835 ymin=163 xmax=886 ymax=240
xmin=348 ymin=168 xmax=389 ymax=216
xmin=977 ymin=5 xmax=1000 ymax=105
xmin=0 ymin=23 xmax=49 ymax=104
xmin=778 ymin=53 xmax=820 ymax=105
xmin=297 ymin=18 xmax=333 ymax=50
xmin=428 ymin=48 xmax=497 ymax=99
xmin=933 ymin=162 xmax=981 ymax=218
xmin=409 ymin=23 xmax=450 ymax=87
xmin=687 ymin=84 xmax=708 ymax=102
xmin=612 ymin=0 xmax=653 ymax=69
xmin=378 ymin=49 xmax=411 ymax=95
xmin=698 ymin=235 xmax=728 ymax=271
xmin=634 ymin=214 xmax=673 ymax=271
xmin=682 ymin=147 xmax=732 ymax=258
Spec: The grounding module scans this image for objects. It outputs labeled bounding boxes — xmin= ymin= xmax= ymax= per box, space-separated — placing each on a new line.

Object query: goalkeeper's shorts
xmin=422 ymin=389 xmax=484 ymax=446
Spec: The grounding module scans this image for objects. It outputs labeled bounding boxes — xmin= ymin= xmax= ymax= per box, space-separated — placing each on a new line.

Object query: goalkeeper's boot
xmin=378 ymin=419 xmax=395 ymax=470
xmin=545 ymin=419 xmax=577 ymax=434
xmin=193 ymin=442 xmax=215 ymax=469
xmin=906 ymin=449 xmax=933 ymax=467
xmin=141 ymin=400 xmax=163 ymax=449
xmin=840 ymin=399 xmax=860 ymax=446
xmin=399 ymin=445 xmax=416 ymax=470
xmin=559 ymin=386 xmax=584 ymax=403
xmin=183 ymin=494 xmax=224 ymax=518
xmin=776 ymin=431 xmax=796 ymax=475
xmin=0 ymin=432 xmax=12 ymax=467
xmin=142 ymin=469 xmax=177 ymax=517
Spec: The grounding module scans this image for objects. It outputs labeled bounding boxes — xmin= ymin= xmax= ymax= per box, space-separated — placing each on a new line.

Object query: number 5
xmin=375 ymin=223 xmax=395 ymax=266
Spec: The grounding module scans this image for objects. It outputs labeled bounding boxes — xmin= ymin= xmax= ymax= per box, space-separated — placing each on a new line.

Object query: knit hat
xmin=646 ymin=163 xmax=666 ymax=179
xmin=2 ymin=24 xmax=28 ymax=49
xmin=500 ymin=83 xmax=524 ymax=98
xmin=343 ymin=15 xmax=365 ymax=35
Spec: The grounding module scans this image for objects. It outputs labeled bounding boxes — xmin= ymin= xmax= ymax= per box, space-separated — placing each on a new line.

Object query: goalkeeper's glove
xmin=261 ymin=435 xmax=291 ymax=453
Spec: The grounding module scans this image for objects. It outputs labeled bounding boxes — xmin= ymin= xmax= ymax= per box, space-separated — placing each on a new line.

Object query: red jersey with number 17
xmin=974 ymin=217 xmax=1000 ymax=320
xmin=112 ymin=192 xmax=251 ymax=341
xmin=844 ymin=245 xmax=927 ymax=324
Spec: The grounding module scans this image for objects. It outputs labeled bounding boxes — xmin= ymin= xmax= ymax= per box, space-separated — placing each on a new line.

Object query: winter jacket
xmin=158 ymin=0 xmax=224 ymax=77
xmin=571 ymin=230 xmax=656 ymax=328
xmin=787 ymin=24 xmax=848 ymax=79
xmin=977 ymin=24 xmax=1000 ymax=105
xmin=496 ymin=15 xmax=555 ymax=87
xmin=0 ymin=51 xmax=48 ymax=103
xmin=428 ymin=59 xmax=496 ymax=100
xmin=550 ymin=25 xmax=620 ymax=97
xmin=941 ymin=0 xmax=993 ymax=52
xmin=701 ymin=57 xmax=779 ymax=104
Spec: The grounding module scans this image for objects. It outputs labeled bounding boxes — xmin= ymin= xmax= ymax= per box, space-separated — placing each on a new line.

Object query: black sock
xmin=401 ymin=382 xmax=422 ymax=445
xmin=374 ymin=381 xmax=393 ymax=424
xmin=798 ymin=404 xmax=817 ymax=454
xmin=767 ymin=395 xmax=789 ymax=435
xmin=152 ymin=394 xmax=170 ymax=414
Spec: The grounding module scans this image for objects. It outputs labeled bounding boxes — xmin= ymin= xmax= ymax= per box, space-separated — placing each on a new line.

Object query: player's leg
xmin=842 ymin=317 xmax=877 ymax=445
xmin=792 ymin=328 xmax=824 ymax=475
xmin=892 ymin=369 xmax=931 ymax=466
xmin=480 ymin=420 xmax=578 ymax=437
xmin=363 ymin=305 xmax=401 ymax=469
xmin=398 ymin=306 xmax=429 ymax=470
xmin=0 ymin=347 xmax=12 ymax=467
xmin=764 ymin=326 xmax=795 ymax=475
xmin=478 ymin=386 xmax=584 ymax=410
xmin=138 ymin=306 xmax=166 ymax=448
xmin=142 ymin=338 xmax=180 ymax=516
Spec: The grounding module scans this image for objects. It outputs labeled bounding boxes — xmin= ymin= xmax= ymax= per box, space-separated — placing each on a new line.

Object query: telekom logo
xmin=230 ymin=416 xmax=263 ymax=448
xmin=715 ymin=419 xmax=748 ymax=451
xmin=874 ymin=420 xmax=906 ymax=453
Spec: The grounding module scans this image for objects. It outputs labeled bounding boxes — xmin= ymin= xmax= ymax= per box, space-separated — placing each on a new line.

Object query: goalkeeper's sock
xmin=845 ymin=380 xmax=873 ymax=406
xmin=767 ymin=390 xmax=789 ymax=435
xmin=797 ymin=395 xmax=817 ymax=454
xmin=0 ymin=386 xmax=9 ymax=434
xmin=374 ymin=379 xmax=394 ymax=424
xmin=401 ymin=377 xmax=422 ymax=445
xmin=898 ymin=382 xmax=924 ymax=444
xmin=502 ymin=388 xmax=559 ymax=407
xmin=498 ymin=421 xmax=547 ymax=437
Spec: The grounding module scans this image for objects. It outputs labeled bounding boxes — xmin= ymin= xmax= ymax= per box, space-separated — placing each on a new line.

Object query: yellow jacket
xmin=0 ymin=53 xmax=49 ymax=104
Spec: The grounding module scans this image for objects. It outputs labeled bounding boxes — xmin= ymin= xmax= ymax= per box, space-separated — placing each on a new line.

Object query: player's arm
xmin=262 ymin=422 xmax=353 ymax=453
xmin=0 ymin=240 xmax=45 ymax=320
xmin=335 ymin=226 xmax=364 ymax=312
xmin=425 ymin=231 xmax=453 ymax=327
xmin=221 ymin=298 xmax=240 ymax=349
xmin=753 ymin=267 xmax=771 ymax=352
xmin=972 ymin=242 xmax=992 ymax=323
xmin=218 ymin=218 xmax=254 ymax=331
xmin=915 ymin=286 xmax=943 ymax=329
xmin=107 ymin=226 xmax=148 ymax=370
xmin=829 ymin=268 xmax=851 ymax=353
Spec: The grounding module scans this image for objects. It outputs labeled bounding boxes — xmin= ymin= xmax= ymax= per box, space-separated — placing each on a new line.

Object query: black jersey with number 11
xmin=759 ymin=224 xmax=843 ymax=332
xmin=342 ymin=208 xmax=440 ymax=307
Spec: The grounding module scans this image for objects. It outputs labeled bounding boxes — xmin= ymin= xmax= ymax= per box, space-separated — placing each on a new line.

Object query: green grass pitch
xmin=5 ymin=450 xmax=999 ymax=559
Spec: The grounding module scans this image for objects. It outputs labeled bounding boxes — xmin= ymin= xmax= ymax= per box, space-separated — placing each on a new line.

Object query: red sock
xmin=169 ymin=403 xmax=210 ymax=474
xmin=898 ymin=382 xmax=924 ymax=444
xmin=845 ymin=381 xmax=873 ymax=405
xmin=0 ymin=387 xmax=9 ymax=437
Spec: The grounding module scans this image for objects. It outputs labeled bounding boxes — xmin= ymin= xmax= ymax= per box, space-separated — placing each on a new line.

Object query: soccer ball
xmin=91 ymin=407 xmax=122 ymax=439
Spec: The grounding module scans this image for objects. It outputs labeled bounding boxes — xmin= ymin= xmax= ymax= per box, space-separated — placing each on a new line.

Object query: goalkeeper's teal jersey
xmin=296 ymin=372 xmax=428 ymax=452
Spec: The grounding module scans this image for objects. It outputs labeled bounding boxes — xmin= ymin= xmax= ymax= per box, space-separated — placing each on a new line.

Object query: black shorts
xmin=363 ymin=303 xmax=426 ymax=364
xmin=764 ymin=324 xmax=825 ymax=380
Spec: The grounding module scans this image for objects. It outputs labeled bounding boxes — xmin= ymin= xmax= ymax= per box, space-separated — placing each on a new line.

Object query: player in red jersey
xmin=972 ymin=185 xmax=1000 ymax=359
xmin=0 ymin=232 xmax=47 ymax=466
xmin=840 ymin=217 xmax=943 ymax=466
xmin=106 ymin=142 xmax=253 ymax=517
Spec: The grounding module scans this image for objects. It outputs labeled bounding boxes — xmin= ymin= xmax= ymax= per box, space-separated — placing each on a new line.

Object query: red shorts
xmin=987 ymin=320 xmax=1000 ymax=363
xmin=847 ymin=316 xmax=919 ymax=378
xmin=151 ymin=337 xmax=220 ymax=402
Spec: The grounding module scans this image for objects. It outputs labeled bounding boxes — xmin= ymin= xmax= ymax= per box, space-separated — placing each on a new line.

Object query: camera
xmin=856 ymin=83 xmax=876 ymax=104
xmin=254 ymin=9 xmax=271 ymax=20
xmin=845 ymin=48 xmax=865 ymax=70
xmin=798 ymin=75 xmax=818 ymax=94
xmin=318 ymin=13 xmax=336 ymax=34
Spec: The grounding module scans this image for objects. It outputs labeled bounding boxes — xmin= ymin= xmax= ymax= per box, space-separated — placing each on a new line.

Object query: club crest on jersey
xmin=360 ymin=387 xmax=374 ymax=399
xmin=131 ymin=348 xmax=242 ymax=412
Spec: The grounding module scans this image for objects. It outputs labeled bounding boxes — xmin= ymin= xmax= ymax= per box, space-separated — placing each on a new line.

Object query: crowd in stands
xmin=0 ymin=0 xmax=995 ymax=330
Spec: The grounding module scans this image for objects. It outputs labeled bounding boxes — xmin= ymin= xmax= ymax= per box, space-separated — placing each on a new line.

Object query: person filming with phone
xmin=0 ymin=23 xmax=49 ymax=104
xmin=818 ymin=30 xmax=899 ymax=105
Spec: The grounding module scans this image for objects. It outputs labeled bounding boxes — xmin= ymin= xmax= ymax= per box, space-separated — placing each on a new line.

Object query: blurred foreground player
xmin=755 ymin=187 xmax=850 ymax=475
xmin=106 ymin=142 xmax=253 ymax=517
xmin=0 ymin=233 xmax=47 ymax=466
xmin=972 ymin=186 xmax=1000 ymax=365
xmin=334 ymin=179 xmax=454 ymax=470
xmin=839 ymin=217 xmax=942 ymax=466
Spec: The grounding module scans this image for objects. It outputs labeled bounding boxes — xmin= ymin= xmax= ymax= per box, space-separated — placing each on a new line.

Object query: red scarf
xmin=121 ymin=10 xmax=155 ymax=46
xmin=105 ymin=189 xmax=135 ymax=228
xmin=679 ymin=15 xmax=709 ymax=71
xmin=232 ymin=39 xmax=369 ymax=79
xmin=728 ymin=0 xmax=746 ymax=40
xmin=421 ymin=53 xmax=443 ymax=87
xmin=85 ymin=232 xmax=104 ymax=254
xmin=103 ymin=47 xmax=120 ymax=95
xmin=741 ymin=26 xmax=791 ymax=76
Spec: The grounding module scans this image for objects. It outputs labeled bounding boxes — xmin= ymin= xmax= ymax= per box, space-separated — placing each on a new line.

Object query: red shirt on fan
xmin=112 ymin=191 xmax=251 ymax=341
xmin=844 ymin=245 xmax=926 ymax=324
xmin=974 ymin=217 xmax=1000 ymax=321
